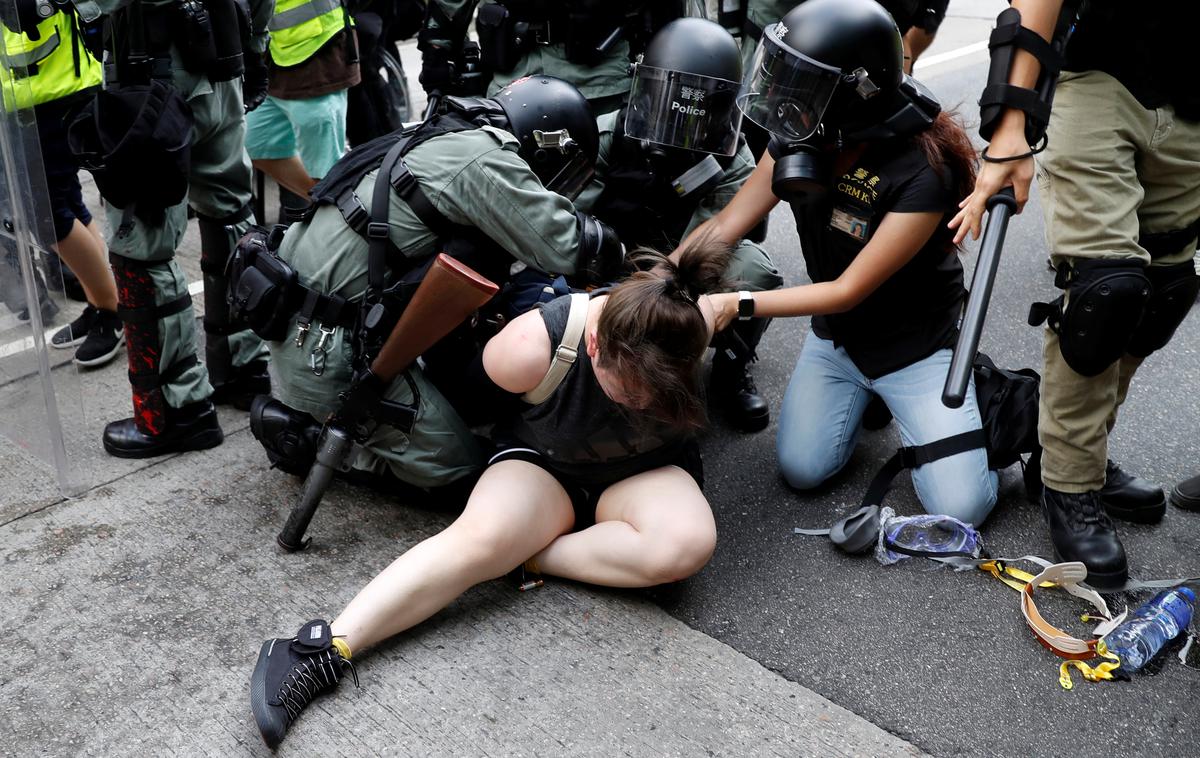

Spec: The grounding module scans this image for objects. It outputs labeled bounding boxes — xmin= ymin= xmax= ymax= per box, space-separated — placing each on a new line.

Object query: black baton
xmin=276 ymin=425 xmax=354 ymax=551
xmin=942 ymin=187 xmax=1018 ymax=408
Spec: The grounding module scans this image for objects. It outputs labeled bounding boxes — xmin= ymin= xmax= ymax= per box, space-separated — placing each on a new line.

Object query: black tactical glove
xmin=334 ymin=368 xmax=388 ymax=438
xmin=418 ymin=47 xmax=456 ymax=96
xmin=242 ymin=49 xmax=270 ymax=113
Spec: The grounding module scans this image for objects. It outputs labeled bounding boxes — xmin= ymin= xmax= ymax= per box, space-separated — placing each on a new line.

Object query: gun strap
xmin=367 ymin=138 xmax=410 ymax=303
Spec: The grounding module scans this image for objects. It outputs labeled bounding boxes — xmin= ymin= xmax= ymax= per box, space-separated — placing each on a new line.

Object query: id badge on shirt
xmin=830 ymin=207 xmax=871 ymax=242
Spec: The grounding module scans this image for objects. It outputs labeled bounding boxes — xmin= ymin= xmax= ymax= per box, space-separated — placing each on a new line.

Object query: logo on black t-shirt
xmin=831 ymin=167 xmax=880 ymax=241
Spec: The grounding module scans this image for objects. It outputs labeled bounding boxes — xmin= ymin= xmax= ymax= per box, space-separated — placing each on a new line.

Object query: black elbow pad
xmin=573 ymin=212 xmax=626 ymax=286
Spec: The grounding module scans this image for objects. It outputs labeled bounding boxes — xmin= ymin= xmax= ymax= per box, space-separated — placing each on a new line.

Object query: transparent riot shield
xmin=0 ymin=24 xmax=89 ymax=500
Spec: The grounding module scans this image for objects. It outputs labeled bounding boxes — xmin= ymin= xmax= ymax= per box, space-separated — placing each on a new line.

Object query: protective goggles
xmin=625 ymin=61 xmax=744 ymax=156
xmin=735 ymin=22 xmax=842 ymax=143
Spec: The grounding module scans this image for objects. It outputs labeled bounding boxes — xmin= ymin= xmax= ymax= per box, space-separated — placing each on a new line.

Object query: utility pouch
xmin=476 ymin=3 xmax=526 ymax=73
xmin=172 ymin=0 xmax=218 ymax=74
xmin=229 ymin=226 xmax=299 ymax=341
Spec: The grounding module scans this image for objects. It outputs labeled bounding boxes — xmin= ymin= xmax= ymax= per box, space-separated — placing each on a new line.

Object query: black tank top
xmin=499 ymin=294 xmax=685 ymax=479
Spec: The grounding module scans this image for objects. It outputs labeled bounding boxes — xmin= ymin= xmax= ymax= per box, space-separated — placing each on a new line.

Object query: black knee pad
xmin=1029 ymin=259 xmax=1151 ymax=377
xmin=249 ymin=395 xmax=322 ymax=476
xmin=1128 ymin=262 xmax=1200 ymax=357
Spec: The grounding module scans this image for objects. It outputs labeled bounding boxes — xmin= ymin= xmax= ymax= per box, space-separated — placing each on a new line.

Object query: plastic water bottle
xmin=1102 ymin=587 xmax=1196 ymax=673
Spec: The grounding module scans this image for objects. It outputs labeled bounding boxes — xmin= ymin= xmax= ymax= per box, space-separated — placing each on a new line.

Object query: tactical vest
xmin=592 ymin=107 xmax=734 ymax=248
xmin=1 ymin=10 xmax=101 ymax=111
xmin=269 ymin=0 xmax=350 ymax=67
xmin=306 ymin=101 xmax=515 ymax=284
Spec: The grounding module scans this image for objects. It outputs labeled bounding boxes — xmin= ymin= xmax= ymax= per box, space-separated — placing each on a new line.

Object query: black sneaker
xmin=73 ymin=309 xmax=124 ymax=368
xmin=51 ymin=305 xmax=97 ymax=349
xmin=250 ymin=619 xmax=358 ymax=749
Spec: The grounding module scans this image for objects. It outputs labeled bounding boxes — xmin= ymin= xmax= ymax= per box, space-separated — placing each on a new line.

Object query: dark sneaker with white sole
xmin=51 ymin=305 xmax=97 ymax=349
xmin=73 ymin=309 xmax=124 ymax=368
xmin=250 ymin=619 xmax=357 ymax=749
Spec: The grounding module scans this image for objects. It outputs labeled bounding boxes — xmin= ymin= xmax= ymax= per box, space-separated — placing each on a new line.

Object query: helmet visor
xmin=736 ymin=23 xmax=842 ymax=142
xmin=624 ymin=64 xmax=743 ymax=156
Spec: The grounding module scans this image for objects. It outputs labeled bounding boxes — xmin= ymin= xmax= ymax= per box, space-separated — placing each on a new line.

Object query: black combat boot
xmin=1041 ymin=486 xmax=1128 ymax=590
xmin=711 ymin=317 xmax=770 ymax=433
xmin=212 ymin=359 xmax=271 ymax=411
xmin=1099 ymin=460 xmax=1166 ymax=524
xmin=251 ymin=619 xmax=357 ymax=749
xmin=102 ymin=400 xmax=224 ymax=458
xmin=1170 ymin=473 xmax=1200 ymax=512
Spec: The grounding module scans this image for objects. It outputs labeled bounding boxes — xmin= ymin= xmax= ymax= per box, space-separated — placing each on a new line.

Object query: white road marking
xmin=0 ymin=279 xmax=205 ymax=360
xmin=913 ymin=40 xmax=990 ymax=73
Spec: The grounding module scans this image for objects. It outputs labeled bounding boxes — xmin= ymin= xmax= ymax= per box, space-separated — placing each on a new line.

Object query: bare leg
xmin=903 ymin=27 xmax=937 ymax=74
xmin=83 ymin=218 xmax=105 ymax=248
xmin=253 ymin=156 xmax=317 ymax=198
xmin=531 ymin=466 xmax=716 ymax=587
xmin=330 ymin=460 xmax=574 ymax=654
xmin=54 ymin=219 xmax=117 ymax=311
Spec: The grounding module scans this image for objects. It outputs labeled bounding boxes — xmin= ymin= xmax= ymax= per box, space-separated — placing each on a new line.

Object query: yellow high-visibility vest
xmin=268 ymin=0 xmax=349 ymax=67
xmin=1 ymin=11 xmax=102 ymax=111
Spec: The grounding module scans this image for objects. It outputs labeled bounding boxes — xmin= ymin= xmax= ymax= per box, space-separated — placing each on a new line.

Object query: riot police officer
xmin=248 ymin=76 xmax=625 ymax=494
xmin=575 ymin=17 xmax=783 ymax=431
xmin=418 ymin=0 xmax=696 ymax=115
xmin=733 ymin=0 xmax=923 ymax=160
xmin=64 ymin=0 xmax=274 ymax=458
xmin=950 ymin=1 xmax=1200 ymax=587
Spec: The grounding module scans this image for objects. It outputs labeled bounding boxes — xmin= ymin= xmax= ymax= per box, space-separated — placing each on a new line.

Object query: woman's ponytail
xmin=597 ymin=234 xmax=734 ymax=430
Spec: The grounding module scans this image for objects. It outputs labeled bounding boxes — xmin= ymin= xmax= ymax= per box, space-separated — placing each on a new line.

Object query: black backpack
xmin=861 ymin=352 xmax=1042 ymax=509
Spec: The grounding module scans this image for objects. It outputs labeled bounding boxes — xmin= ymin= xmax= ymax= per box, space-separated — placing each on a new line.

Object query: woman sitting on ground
xmin=690 ymin=0 xmax=997 ymax=525
xmin=249 ymin=241 xmax=729 ymax=749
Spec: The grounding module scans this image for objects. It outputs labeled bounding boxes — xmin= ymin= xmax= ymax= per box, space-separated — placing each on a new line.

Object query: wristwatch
xmin=737 ymin=290 xmax=755 ymax=321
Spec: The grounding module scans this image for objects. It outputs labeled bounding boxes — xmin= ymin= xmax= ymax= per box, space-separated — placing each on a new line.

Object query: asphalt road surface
xmin=657 ymin=20 xmax=1200 ymax=758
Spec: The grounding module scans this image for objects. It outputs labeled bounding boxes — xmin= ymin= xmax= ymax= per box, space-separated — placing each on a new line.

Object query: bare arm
xmin=948 ymin=0 xmax=1062 ymax=243
xmin=674 ymin=151 xmax=780 ymax=258
xmin=481 ymin=308 xmax=553 ymax=394
xmin=706 ymin=211 xmax=943 ymax=330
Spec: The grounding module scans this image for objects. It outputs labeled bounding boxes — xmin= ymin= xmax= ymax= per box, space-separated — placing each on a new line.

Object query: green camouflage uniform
xmin=271 ymin=126 xmax=582 ymax=488
xmin=75 ymin=0 xmax=270 ymax=411
xmin=577 ymin=110 xmax=782 ymax=292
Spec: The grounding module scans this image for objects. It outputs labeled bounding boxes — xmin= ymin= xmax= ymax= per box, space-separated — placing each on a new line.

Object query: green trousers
xmin=105 ymin=75 xmax=267 ymax=411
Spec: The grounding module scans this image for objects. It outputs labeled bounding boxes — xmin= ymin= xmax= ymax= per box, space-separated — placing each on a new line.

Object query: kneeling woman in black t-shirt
xmin=249 ymin=243 xmax=728 ymax=749
xmin=687 ymin=0 xmax=998 ymax=525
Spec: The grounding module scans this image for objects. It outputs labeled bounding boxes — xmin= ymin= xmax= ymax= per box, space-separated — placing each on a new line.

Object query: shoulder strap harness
xmin=521 ymin=292 xmax=589 ymax=405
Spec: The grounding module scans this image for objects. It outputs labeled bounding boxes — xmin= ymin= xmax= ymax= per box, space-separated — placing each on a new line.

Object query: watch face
xmin=738 ymin=292 xmax=754 ymax=318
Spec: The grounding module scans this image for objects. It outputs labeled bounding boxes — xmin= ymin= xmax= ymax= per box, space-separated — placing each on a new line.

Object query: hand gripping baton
xmin=277 ymin=254 xmax=499 ymax=551
xmin=942 ymin=187 xmax=1018 ymax=408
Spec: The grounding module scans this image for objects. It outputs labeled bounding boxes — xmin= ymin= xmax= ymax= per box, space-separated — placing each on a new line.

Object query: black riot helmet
xmin=624 ymin=17 xmax=745 ymax=157
xmin=737 ymin=0 xmax=938 ymax=203
xmin=491 ymin=76 xmax=599 ymax=201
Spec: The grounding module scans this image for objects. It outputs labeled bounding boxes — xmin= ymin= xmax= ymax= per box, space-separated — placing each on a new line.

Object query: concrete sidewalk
xmin=2 ymin=425 xmax=921 ymax=756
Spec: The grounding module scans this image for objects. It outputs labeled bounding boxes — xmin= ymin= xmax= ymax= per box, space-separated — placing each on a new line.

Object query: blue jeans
xmin=776 ymin=335 xmax=999 ymax=526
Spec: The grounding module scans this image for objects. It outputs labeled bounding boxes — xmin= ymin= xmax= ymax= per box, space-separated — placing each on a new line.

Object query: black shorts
xmin=914 ymin=0 xmax=949 ymax=34
xmin=36 ymin=96 xmax=94 ymax=242
xmin=488 ymin=440 xmax=704 ymax=528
